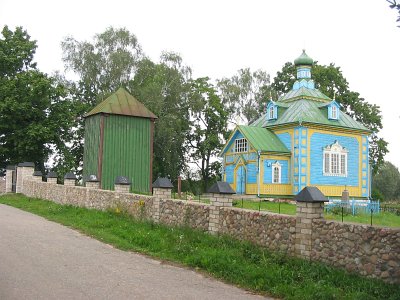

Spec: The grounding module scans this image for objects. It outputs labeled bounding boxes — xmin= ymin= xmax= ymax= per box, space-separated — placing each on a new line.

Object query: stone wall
xmin=219 ymin=207 xmax=296 ymax=253
xmin=0 ymin=178 xmax=5 ymax=193
xmin=159 ymin=199 xmax=210 ymax=230
xmin=12 ymin=173 xmax=400 ymax=284
xmin=312 ymin=219 xmax=400 ymax=283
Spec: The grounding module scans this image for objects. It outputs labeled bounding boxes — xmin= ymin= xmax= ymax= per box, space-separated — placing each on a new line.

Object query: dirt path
xmin=0 ymin=204 xmax=268 ymax=300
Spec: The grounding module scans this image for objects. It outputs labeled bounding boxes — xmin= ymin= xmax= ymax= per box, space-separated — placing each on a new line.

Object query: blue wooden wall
xmin=309 ymin=133 xmax=359 ymax=186
xmin=263 ymin=159 xmax=289 ymax=184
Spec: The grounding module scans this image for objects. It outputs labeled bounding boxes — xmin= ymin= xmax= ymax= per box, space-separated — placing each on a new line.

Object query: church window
xmin=323 ymin=141 xmax=348 ymax=176
xmin=272 ymin=162 xmax=281 ymax=183
xmin=331 ymin=105 xmax=338 ymax=119
xmin=269 ymin=106 xmax=274 ymax=119
xmin=235 ymin=138 xmax=248 ymax=153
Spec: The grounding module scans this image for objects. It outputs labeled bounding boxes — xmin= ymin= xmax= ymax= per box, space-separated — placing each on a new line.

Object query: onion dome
xmin=294 ymin=50 xmax=313 ymax=66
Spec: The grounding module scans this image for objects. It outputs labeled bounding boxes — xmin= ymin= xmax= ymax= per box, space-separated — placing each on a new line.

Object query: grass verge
xmin=1 ymin=194 xmax=399 ymax=300
xmin=233 ymin=199 xmax=400 ymax=227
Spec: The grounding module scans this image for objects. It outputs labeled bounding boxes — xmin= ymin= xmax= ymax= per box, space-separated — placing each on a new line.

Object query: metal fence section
xmin=325 ymin=199 xmax=380 ymax=215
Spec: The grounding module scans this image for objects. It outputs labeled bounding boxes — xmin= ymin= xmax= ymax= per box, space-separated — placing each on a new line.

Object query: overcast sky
xmin=1 ymin=0 xmax=399 ymax=168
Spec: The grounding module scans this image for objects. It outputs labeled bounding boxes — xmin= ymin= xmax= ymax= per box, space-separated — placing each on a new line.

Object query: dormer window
xmin=328 ymin=101 xmax=340 ymax=120
xmin=267 ymin=102 xmax=277 ymax=120
xmin=331 ymin=105 xmax=337 ymax=119
xmin=235 ymin=138 xmax=248 ymax=153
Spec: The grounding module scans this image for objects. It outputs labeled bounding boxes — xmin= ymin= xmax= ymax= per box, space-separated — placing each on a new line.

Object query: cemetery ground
xmin=1 ymin=194 xmax=399 ymax=300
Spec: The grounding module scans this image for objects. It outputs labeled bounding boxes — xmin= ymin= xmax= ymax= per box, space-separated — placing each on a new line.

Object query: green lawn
xmin=233 ymin=199 xmax=297 ymax=215
xmin=232 ymin=199 xmax=400 ymax=228
xmin=1 ymin=194 xmax=399 ymax=300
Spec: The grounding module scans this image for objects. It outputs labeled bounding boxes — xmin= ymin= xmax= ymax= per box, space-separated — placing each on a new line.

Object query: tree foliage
xmin=187 ymin=78 xmax=228 ymax=191
xmin=387 ymin=0 xmax=400 ymax=27
xmin=217 ymin=68 xmax=273 ymax=125
xmin=272 ymin=62 xmax=388 ymax=173
xmin=129 ymin=53 xmax=192 ymax=181
xmin=372 ymin=161 xmax=400 ymax=200
xmin=0 ymin=26 xmax=75 ymax=172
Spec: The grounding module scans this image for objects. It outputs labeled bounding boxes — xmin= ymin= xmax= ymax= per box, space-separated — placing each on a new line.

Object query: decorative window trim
xmin=267 ymin=102 xmax=277 ymax=120
xmin=272 ymin=161 xmax=281 ymax=183
xmin=323 ymin=140 xmax=348 ymax=177
xmin=328 ymin=102 xmax=340 ymax=120
xmin=235 ymin=138 xmax=248 ymax=153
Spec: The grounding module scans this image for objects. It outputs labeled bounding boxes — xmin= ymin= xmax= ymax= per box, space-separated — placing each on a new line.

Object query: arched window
xmin=323 ymin=141 xmax=348 ymax=177
xmin=272 ymin=162 xmax=281 ymax=183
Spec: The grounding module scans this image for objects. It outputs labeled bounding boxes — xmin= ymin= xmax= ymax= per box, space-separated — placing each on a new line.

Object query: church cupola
xmin=293 ymin=50 xmax=315 ymax=90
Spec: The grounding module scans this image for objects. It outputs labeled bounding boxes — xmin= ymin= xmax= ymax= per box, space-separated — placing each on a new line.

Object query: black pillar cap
xmin=47 ymin=171 xmax=58 ymax=178
xmin=64 ymin=172 xmax=76 ymax=180
xmin=6 ymin=165 xmax=16 ymax=170
xmin=152 ymin=177 xmax=174 ymax=188
xmin=33 ymin=171 xmax=43 ymax=176
xmin=115 ymin=176 xmax=131 ymax=185
xmin=294 ymin=186 xmax=328 ymax=203
xmin=18 ymin=162 xmax=35 ymax=167
xmin=207 ymin=181 xmax=236 ymax=194
xmin=86 ymin=175 xmax=99 ymax=182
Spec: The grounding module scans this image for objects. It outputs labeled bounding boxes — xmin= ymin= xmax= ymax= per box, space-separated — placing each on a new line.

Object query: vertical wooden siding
xmin=101 ymin=115 xmax=151 ymax=194
xmin=82 ymin=115 xmax=101 ymax=182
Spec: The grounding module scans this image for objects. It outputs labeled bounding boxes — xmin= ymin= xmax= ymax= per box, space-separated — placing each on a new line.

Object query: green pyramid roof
xmin=85 ymin=87 xmax=157 ymax=119
xmin=251 ymin=99 xmax=370 ymax=132
xmin=278 ymin=86 xmax=331 ymax=103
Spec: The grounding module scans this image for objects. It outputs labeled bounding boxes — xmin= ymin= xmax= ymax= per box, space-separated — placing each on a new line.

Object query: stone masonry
xmin=208 ymin=193 xmax=233 ymax=235
xmin=295 ymin=202 xmax=324 ymax=258
xmin=12 ymin=171 xmax=400 ymax=284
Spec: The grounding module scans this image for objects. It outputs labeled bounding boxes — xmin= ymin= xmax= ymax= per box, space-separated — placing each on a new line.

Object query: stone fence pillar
xmin=294 ymin=186 xmax=328 ymax=259
xmin=85 ymin=175 xmax=100 ymax=189
xmin=64 ymin=172 xmax=76 ymax=186
xmin=47 ymin=171 xmax=58 ymax=184
xmin=114 ymin=176 xmax=131 ymax=193
xmin=16 ymin=162 xmax=35 ymax=193
xmin=33 ymin=171 xmax=43 ymax=182
xmin=206 ymin=181 xmax=235 ymax=235
xmin=152 ymin=177 xmax=174 ymax=223
xmin=5 ymin=165 xmax=15 ymax=193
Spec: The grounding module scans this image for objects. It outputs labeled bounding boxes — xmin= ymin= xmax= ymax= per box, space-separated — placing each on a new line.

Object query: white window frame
xmin=235 ymin=138 xmax=248 ymax=153
xmin=331 ymin=105 xmax=338 ymax=119
xmin=323 ymin=141 xmax=348 ymax=177
xmin=272 ymin=161 xmax=281 ymax=183
xmin=268 ymin=105 xmax=275 ymax=119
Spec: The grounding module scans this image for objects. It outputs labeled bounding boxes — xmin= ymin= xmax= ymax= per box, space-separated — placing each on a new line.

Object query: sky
xmin=1 ymin=0 xmax=399 ymax=168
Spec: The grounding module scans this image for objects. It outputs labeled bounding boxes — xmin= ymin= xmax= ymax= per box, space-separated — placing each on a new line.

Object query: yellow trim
xmin=306 ymin=128 xmax=363 ymax=197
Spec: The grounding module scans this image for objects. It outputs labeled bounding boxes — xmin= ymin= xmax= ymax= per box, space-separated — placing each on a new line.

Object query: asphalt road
xmin=0 ymin=204 xmax=268 ymax=300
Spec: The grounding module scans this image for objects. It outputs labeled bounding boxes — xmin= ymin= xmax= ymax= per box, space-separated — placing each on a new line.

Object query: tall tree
xmin=217 ymin=68 xmax=273 ymax=125
xmin=272 ymin=62 xmax=388 ymax=174
xmin=129 ymin=53 xmax=192 ymax=181
xmin=372 ymin=161 xmax=400 ymax=200
xmin=62 ymin=26 xmax=142 ymax=106
xmin=187 ymin=78 xmax=228 ymax=191
xmin=0 ymin=26 xmax=75 ymax=172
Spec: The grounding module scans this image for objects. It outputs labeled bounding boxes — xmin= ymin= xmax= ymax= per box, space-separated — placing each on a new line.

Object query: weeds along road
xmin=0 ymin=204 xmax=268 ymax=300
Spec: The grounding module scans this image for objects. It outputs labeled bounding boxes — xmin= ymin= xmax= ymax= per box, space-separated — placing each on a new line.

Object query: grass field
xmin=1 ymin=194 xmax=399 ymax=300
xmin=232 ymin=199 xmax=400 ymax=228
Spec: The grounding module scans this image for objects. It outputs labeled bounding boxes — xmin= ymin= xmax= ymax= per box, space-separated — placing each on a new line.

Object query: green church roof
xmin=278 ymin=86 xmax=331 ymax=103
xmin=294 ymin=50 xmax=314 ymax=66
xmin=251 ymin=99 xmax=370 ymax=132
xmin=85 ymin=87 xmax=157 ymax=119
xmin=221 ymin=125 xmax=290 ymax=155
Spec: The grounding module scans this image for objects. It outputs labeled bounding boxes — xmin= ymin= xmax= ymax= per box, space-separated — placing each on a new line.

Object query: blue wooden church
xmin=221 ymin=50 xmax=370 ymax=198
